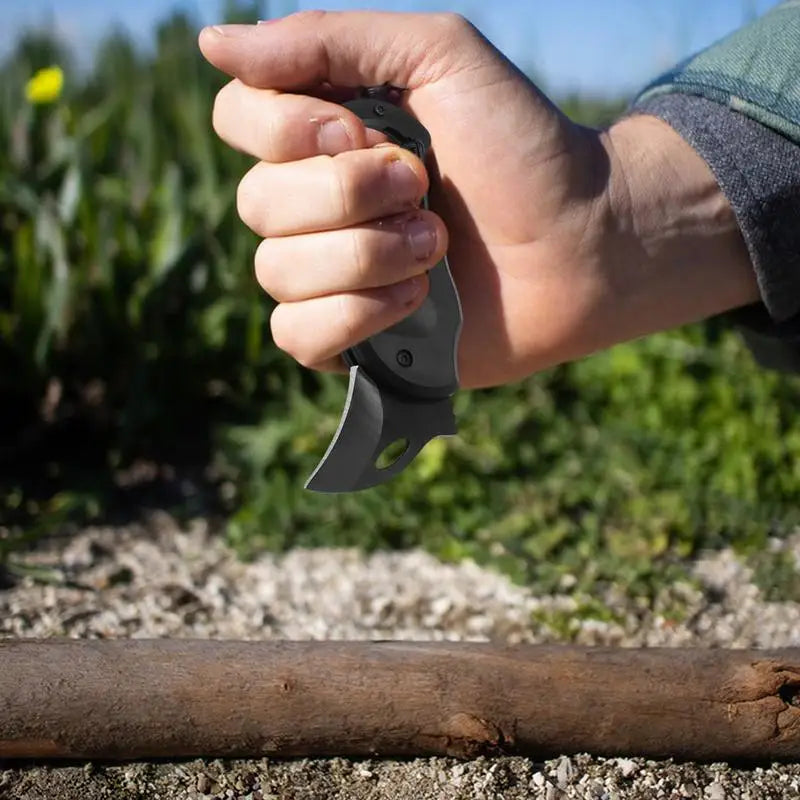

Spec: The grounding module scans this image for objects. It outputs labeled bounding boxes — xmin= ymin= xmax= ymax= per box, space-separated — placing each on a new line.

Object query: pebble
xmin=706 ymin=782 xmax=726 ymax=800
xmin=617 ymin=758 xmax=638 ymax=778
xmin=556 ymin=756 xmax=575 ymax=788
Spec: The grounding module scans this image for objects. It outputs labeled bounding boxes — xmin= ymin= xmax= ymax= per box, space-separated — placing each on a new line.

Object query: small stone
xmin=706 ymin=782 xmax=726 ymax=800
xmin=617 ymin=758 xmax=638 ymax=779
xmin=545 ymin=786 xmax=562 ymax=800
xmin=196 ymin=774 xmax=211 ymax=794
xmin=680 ymin=782 xmax=698 ymax=797
xmin=556 ymin=756 xmax=575 ymax=788
xmin=356 ymin=767 xmax=373 ymax=779
xmin=586 ymin=780 xmax=606 ymax=799
xmin=430 ymin=596 xmax=452 ymax=618
xmin=532 ymin=771 xmax=546 ymax=787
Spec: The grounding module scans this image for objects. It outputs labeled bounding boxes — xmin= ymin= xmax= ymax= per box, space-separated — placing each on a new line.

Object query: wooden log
xmin=2 ymin=640 xmax=800 ymax=762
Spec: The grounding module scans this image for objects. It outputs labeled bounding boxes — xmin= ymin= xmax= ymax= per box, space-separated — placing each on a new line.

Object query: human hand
xmin=199 ymin=11 xmax=758 ymax=389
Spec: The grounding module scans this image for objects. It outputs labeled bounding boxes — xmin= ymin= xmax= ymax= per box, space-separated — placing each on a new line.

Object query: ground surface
xmin=2 ymin=513 xmax=800 ymax=799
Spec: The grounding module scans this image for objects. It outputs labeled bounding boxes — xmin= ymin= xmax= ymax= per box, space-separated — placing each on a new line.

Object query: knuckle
xmin=270 ymin=306 xmax=318 ymax=368
xmin=254 ymin=239 xmax=281 ymax=297
xmin=236 ymin=167 xmax=262 ymax=231
xmin=286 ymin=8 xmax=327 ymax=23
xmin=269 ymin=306 xmax=288 ymax=351
xmin=424 ymin=13 xmax=481 ymax=72
xmin=270 ymin=306 xmax=296 ymax=355
xmin=294 ymin=349 xmax=319 ymax=370
xmin=235 ymin=181 xmax=251 ymax=228
xmin=434 ymin=11 xmax=473 ymax=37
xmin=211 ymin=82 xmax=235 ymax=135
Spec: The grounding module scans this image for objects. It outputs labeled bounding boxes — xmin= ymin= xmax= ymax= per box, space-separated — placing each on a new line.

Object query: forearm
xmin=597 ymin=114 xmax=759 ymax=343
xmin=617 ymin=0 xmax=800 ymax=371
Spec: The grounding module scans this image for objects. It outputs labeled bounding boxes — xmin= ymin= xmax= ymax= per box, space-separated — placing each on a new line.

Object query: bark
xmin=2 ymin=640 xmax=800 ymax=761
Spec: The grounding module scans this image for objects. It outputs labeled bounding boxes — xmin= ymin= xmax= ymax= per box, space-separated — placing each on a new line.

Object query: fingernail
xmin=389 ymin=276 xmax=423 ymax=306
xmin=387 ymin=159 xmax=421 ymax=203
xmin=317 ymin=119 xmax=353 ymax=155
xmin=405 ymin=217 xmax=436 ymax=260
xmin=211 ymin=24 xmax=255 ymax=37
xmin=257 ymin=18 xmax=281 ymax=25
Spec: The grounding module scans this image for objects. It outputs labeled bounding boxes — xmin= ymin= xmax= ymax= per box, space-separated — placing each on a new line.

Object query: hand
xmin=199 ymin=11 xmax=758 ymax=389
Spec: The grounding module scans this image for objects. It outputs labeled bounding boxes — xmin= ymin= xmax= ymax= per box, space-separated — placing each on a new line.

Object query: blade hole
xmin=376 ymin=438 xmax=409 ymax=470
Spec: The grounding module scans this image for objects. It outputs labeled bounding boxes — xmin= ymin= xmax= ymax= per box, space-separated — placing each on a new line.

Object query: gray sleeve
xmin=630 ymin=93 xmax=800 ymax=372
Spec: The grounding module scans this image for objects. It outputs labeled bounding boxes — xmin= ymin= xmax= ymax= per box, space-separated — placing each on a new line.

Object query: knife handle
xmin=342 ymin=95 xmax=462 ymax=402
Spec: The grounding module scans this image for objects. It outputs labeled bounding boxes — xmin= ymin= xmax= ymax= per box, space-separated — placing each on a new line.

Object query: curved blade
xmin=305 ymin=366 xmax=456 ymax=493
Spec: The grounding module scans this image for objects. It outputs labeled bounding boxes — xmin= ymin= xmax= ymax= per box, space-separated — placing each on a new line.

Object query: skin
xmin=198 ymin=10 xmax=759 ymax=389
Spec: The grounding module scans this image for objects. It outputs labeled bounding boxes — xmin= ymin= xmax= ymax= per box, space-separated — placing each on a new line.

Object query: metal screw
xmin=396 ymin=349 xmax=413 ymax=367
xmin=374 ymin=104 xmax=385 ymax=116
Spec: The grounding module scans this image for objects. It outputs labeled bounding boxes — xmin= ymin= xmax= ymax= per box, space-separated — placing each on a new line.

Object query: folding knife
xmin=305 ymin=86 xmax=463 ymax=493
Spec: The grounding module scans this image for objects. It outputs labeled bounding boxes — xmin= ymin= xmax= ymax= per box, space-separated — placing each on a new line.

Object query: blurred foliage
xmin=560 ymin=93 xmax=628 ymax=128
xmin=2 ymin=6 xmax=799 ymax=604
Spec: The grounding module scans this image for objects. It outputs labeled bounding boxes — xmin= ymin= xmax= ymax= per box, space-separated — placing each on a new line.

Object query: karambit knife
xmin=305 ymin=85 xmax=463 ymax=493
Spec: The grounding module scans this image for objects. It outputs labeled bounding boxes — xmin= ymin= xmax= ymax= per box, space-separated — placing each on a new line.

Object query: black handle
xmin=342 ymin=93 xmax=461 ymax=401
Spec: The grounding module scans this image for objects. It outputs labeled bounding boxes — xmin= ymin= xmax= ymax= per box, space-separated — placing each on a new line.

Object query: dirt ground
xmin=3 ymin=513 xmax=800 ymax=799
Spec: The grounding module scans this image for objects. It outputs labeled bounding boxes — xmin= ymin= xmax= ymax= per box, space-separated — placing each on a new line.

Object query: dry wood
xmin=2 ymin=640 xmax=800 ymax=762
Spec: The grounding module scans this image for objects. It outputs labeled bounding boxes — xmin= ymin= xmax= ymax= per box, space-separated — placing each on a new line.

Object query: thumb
xmin=198 ymin=10 xmax=494 ymax=92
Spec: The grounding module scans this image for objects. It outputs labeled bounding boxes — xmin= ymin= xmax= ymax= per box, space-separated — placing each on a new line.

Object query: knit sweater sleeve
xmin=628 ymin=1 xmax=800 ymax=371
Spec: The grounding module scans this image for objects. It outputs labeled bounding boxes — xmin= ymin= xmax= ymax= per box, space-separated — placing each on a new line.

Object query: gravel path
xmin=2 ymin=512 xmax=800 ymax=799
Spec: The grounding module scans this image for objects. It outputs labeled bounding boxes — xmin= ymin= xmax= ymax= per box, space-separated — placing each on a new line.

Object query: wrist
xmin=597 ymin=113 xmax=759 ymax=339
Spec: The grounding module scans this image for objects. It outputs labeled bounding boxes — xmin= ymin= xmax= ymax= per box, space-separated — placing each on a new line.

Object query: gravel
xmin=2 ymin=511 xmax=800 ymax=799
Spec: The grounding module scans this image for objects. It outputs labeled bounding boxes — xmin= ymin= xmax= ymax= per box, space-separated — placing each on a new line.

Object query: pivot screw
xmin=374 ymin=103 xmax=385 ymax=116
xmin=396 ymin=349 xmax=413 ymax=367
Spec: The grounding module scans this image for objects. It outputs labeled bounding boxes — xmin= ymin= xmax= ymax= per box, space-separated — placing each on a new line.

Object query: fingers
xmin=237 ymin=146 xmax=428 ymax=237
xmin=255 ymin=210 xmax=447 ymax=301
xmin=270 ymin=274 xmax=429 ymax=368
xmin=212 ymin=80 xmax=388 ymax=161
xmin=198 ymin=11 xmax=475 ymax=373
xmin=258 ymin=208 xmax=446 ymax=368
xmin=198 ymin=11 xmax=480 ymax=92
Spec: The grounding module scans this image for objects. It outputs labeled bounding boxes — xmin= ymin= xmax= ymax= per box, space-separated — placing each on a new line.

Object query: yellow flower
xmin=25 ymin=66 xmax=64 ymax=105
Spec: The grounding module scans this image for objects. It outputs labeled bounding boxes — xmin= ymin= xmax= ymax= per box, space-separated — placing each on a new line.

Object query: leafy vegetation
xmin=2 ymin=5 xmax=799 ymax=605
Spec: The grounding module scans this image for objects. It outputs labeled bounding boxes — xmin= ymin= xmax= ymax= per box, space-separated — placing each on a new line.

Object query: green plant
xmin=221 ymin=322 xmax=800 ymax=597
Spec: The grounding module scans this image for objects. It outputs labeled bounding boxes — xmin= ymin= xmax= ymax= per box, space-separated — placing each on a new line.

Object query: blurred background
xmin=2 ymin=0 xmax=798 ymax=612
